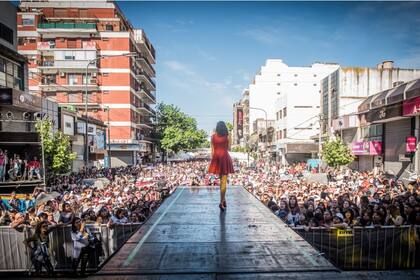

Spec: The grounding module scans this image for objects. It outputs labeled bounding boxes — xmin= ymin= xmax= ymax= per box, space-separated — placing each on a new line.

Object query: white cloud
xmin=239 ymin=28 xmax=278 ymax=44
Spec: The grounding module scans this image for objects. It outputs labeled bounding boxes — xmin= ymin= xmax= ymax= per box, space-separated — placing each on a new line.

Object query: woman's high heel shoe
xmin=219 ymin=203 xmax=225 ymax=211
xmin=223 ymin=201 xmax=227 ymax=208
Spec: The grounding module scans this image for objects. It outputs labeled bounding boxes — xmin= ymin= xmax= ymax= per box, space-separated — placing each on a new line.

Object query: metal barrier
xmin=0 ymin=223 xmax=142 ymax=272
xmin=293 ymin=225 xmax=420 ymax=270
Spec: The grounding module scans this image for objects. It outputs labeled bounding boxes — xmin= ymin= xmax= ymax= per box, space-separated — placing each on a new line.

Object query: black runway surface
xmin=98 ymin=186 xmax=337 ymax=278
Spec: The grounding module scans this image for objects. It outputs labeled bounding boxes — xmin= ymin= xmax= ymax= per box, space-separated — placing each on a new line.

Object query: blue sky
xmin=118 ymin=1 xmax=420 ymax=133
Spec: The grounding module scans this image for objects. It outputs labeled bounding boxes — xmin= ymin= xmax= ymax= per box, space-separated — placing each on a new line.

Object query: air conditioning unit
xmin=90 ymin=78 xmax=97 ymax=84
xmin=92 ymin=72 xmax=97 ymax=78
xmin=89 ymin=146 xmax=95 ymax=153
xmin=60 ymin=72 xmax=65 ymax=77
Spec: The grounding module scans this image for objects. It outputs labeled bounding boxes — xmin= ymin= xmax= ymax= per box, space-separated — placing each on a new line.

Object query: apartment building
xmin=246 ymin=59 xmax=339 ymax=164
xmin=17 ymin=0 xmax=157 ymax=166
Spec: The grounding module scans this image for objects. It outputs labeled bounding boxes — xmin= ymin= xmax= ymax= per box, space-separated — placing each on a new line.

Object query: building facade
xmin=17 ymin=0 xmax=157 ymax=166
xmin=349 ymin=79 xmax=420 ymax=177
xmin=272 ymin=61 xmax=339 ymax=164
xmin=321 ymin=61 xmax=420 ymax=136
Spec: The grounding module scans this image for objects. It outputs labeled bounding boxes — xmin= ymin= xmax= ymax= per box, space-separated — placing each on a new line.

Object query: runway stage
xmin=98 ymin=186 xmax=337 ymax=278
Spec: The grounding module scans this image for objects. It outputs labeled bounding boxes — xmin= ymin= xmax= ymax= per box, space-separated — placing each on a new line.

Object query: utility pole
xmin=318 ymin=113 xmax=324 ymax=173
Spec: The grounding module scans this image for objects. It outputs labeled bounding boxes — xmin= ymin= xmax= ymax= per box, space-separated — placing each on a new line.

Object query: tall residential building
xmin=246 ymin=59 xmax=339 ymax=163
xmin=17 ymin=0 xmax=157 ymax=166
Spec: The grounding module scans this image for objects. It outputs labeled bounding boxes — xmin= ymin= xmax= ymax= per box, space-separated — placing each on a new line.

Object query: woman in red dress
xmin=208 ymin=121 xmax=234 ymax=211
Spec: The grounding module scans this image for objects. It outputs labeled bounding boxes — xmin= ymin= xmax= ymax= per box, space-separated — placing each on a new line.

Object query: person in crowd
xmin=0 ymin=149 xmax=6 ymax=182
xmin=24 ymin=221 xmax=54 ymax=276
xmin=71 ymin=217 xmax=93 ymax=276
xmin=27 ymin=156 xmax=42 ymax=181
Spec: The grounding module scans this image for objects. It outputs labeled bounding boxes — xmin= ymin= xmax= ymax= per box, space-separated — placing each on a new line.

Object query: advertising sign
xmin=63 ymin=114 xmax=74 ymax=136
xmin=403 ymin=97 xmax=420 ymax=116
xmin=237 ymin=107 xmax=243 ymax=140
xmin=352 ymin=141 xmax=382 ymax=156
xmin=406 ymin=136 xmax=417 ymax=153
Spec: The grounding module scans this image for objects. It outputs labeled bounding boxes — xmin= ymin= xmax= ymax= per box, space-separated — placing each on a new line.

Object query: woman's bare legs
xmin=220 ymin=175 xmax=228 ymax=205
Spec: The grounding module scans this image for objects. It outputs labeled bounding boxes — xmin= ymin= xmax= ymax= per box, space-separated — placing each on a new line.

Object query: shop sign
xmin=364 ymin=103 xmax=402 ymax=123
xmin=352 ymin=140 xmax=382 ymax=155
xmin=399 ymin=154 xmax=411 ymax=162
xmin=337 ymin=229 xmax=353 ymax=237
xmin=406 ymin=136 xmax=417 ymax=153
xmin=403 ymin=96 xmax=420 ymax=116
xmin=63 ymin=114 xmax=74 ymax=136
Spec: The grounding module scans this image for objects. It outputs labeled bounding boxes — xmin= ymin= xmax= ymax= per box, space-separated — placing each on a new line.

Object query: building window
xmin=314 ymin=74 xmax=317 ymax=77
xmin=283 ymin=107 xmax=287 ymax=117
xmin=0 ymin=22 xmax=13 ymax=45
xmin=22 ymin=17 xmax=35 ymax=26
xmin=294 ymin=83 xmax=298 ymax=86
xmin=102 ymin=73 xmax=109 ymax=77
xmin=106 ymin=24 xmax=113 ymax=31
xmin=0 ymin=57 xmax=23 ymax=90
xmin=294 ymin=74 xmax=298 ymax=77
xmin=313 ymin=83 xmax=317 ymax=86
xmin=277 ymin=74 xmax=281 ymax=77
xmin=277 ymin=83 xmax=280 ymax=86
xmin=283 ymin=129 xmax=287 ymax=138
xmin=294 ymin=105 xmax=312 ymax=108
xmin=277 ymin=92 xmax=281 ymax=95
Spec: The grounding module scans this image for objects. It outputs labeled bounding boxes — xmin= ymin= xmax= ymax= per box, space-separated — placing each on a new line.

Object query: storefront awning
xmin=405 ymin=79 xmax=420 ymax=100
xmin=358 ymin=79 xmax=420 ymax=114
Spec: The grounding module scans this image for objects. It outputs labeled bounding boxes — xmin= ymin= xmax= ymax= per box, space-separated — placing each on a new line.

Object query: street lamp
xmin=84 ymin=52 xmax=138 ymax=167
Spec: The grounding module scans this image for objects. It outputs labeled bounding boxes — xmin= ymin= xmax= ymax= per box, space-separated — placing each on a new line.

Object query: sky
xmin=118 ymin=1 xmax=420 ymax=133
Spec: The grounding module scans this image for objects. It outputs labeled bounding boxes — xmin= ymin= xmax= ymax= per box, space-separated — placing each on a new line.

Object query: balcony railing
xmin=137 ymin=71 xmax=156 ymax=89
xmin=39 ymin=60 xmax=97 ymax=69
xmin=139 ymin=86 xmax=156 ymax=102
xmin=38 ymin=23 xmax=97 ymax=29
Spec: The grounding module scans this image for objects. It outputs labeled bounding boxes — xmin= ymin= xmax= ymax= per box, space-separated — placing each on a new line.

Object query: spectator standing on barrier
xmin=24 ymin=221 xmax=54 ymax=276
xmin=0 ymin=149 xmax=6 ymax=182
xmin=71 ymin=217 xmax=94 ymax=276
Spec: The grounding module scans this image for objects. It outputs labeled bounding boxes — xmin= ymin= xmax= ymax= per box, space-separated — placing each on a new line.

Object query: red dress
xmin=208 ymin=134 xmax=234 ymax=175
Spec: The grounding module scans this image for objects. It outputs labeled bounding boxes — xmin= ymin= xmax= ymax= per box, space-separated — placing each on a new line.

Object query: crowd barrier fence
xmin=293 ymin=225 xmax=420 ymax=270
xmin=0 ymin=223 xmax=142 ymax=272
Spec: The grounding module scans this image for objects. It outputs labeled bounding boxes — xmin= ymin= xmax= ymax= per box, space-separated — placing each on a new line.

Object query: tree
xmin=226 ymin=121 xmax=233 ymax=132
xmin=156 ymin=103 xmax=207 ymax=156
xmin=321 ymin=139 xmax=354 ymax=168
xmin=35 ymin=119 xmax=77 ymax=180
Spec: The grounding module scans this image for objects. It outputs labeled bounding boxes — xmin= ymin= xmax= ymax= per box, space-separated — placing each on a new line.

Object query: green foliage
xmin=226 ymin=121 xmax=233 ymax=132
xmin=156 ymin=103 xmax=207 ymax=154
xmin=232 ymin=146 xmax=247 ymax=153
xmin=322 ymin=138 xmax=354 ymax=168
xmin=35 ymin=119 xmax=77 ymax=177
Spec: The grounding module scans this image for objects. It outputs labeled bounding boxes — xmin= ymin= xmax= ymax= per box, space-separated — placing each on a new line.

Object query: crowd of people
xmin=0 ymin=149 xmax=42 ymax=182
xmin=230 ymin=161 xmax=420 ymax=228
xmin=0 ymin=159 xmax=419 ymax=274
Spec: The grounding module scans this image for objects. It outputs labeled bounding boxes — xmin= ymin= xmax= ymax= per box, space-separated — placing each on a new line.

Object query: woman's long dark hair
xmin=215 ymin=121 xmax=228 ymax=136
xmin=71 ymin=217 xmax=81 ymax=233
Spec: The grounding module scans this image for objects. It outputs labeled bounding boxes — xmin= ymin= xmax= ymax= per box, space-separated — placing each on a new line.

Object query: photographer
xmin=71 ymin=217 xmax=95 ymax=276
xmin=24 ymin=221 xmax=54 ymax=276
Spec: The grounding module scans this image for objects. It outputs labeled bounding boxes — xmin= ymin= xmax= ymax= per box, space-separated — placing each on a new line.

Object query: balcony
xmin=38 ymin=60 xmax=97 ymax=72
xmin=136 ymin=71 xmax=156 ymax=90
xmin=135 ymin=56 xmax=155 ymax=77
xmin=136 ymin=103 xmax=155 ymax=116
xmin=37 ymin=23 xmax=97 ymax=38
xmin=40 ymin=83 xmax=99 ymax=92
xmin=133 ymin=29 xmax=156 ymax=64
xmin=38 ymin=41 xmax=97 ymax=53
xmin=138 ymin=86 xmax=156 ymax=104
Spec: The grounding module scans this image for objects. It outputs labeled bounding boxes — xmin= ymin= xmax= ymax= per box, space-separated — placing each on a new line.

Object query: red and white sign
xmin=82 ymin=41 xmax=96 ymax=50
xmin=352 ymin=140 xmax=382 ymax=156
xmin=37 ymin=42 xmax=50 ymax=50
xmin=403 ymin=97 xmax=420 ymax=116
xmin=406 ymin=136 xmax=417 ymax=153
